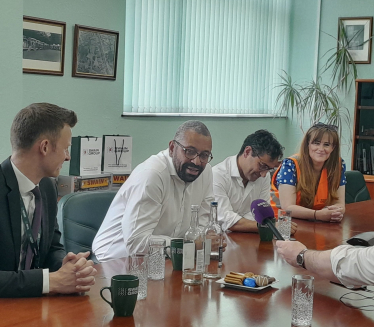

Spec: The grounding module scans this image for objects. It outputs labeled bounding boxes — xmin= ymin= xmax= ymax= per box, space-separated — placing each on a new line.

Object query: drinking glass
xmin=278 ymin=209 xmax=292 ymax=241
xmin=129 ymin=254 xmax=148 ymax=300
xmin=148 ymin=238 xmax=167 ymax=280
xmin=291 ymin=275 xmax=314 ymax=326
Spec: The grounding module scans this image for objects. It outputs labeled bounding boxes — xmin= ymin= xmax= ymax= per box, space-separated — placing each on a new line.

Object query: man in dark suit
xmin=0 ymin=103 xmax=96 ymax=297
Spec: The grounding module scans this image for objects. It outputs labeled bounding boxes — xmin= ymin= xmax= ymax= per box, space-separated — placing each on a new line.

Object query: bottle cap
xmin=191 ymin=204 xmax=199 ymax=210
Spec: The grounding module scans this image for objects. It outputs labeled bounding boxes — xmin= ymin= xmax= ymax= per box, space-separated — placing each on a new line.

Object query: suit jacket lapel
xmin=1 ymin=158 xmax=22 ymax=267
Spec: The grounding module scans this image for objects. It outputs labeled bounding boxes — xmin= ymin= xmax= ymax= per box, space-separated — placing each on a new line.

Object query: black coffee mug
xmin=100 ymin=275 xmax=139 ymax=317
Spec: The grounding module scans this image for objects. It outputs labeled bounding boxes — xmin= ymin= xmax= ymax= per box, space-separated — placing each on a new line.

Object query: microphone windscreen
xmin=250 ymin=199 xmax=275 ymax=225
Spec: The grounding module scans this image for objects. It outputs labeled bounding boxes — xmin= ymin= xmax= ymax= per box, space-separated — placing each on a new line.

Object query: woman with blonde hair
xmin=271 ymin=123 xmax=346 ymax=222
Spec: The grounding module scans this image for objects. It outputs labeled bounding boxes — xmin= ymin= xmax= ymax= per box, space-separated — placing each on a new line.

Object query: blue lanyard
xmin=20 ymin=196 xmax=41 ymax=269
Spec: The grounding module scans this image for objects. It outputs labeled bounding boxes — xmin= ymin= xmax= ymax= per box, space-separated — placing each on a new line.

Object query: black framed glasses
xmin=173 ymin=140 xmax=213 ymax=163
xmin=257 ymin=155 xmax=276 ymax=173
xmin=313 ymin=122 xmax=338 ymax=132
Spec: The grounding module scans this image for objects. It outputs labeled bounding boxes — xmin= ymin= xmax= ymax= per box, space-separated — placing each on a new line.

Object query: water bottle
xmin=182 ymin=205 xmax=205 ymax=285
xmin=203 ymin=201 xmax=223 ymax=278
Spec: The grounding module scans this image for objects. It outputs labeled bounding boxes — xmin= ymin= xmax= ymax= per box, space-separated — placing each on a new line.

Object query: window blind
xmin=123 ymin=0 xmax=291 ymax=115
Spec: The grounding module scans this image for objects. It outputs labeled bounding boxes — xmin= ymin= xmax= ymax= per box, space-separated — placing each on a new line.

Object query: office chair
xmin=345 ymin=170 xmax=371 ymax=204
xmin=57 ymin=190 xmax=117 ymax=263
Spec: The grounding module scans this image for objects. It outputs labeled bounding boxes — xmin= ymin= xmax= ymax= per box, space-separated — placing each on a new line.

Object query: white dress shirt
xmin=212 ymin=156 xmax=271 ymax=231
xmin=92 ymin=149 xmax=214 ymax=262
xmin=11 ymin=161 xmax=49 ymax=293
xmin=331 ymin=245 xmax=374 ymax=287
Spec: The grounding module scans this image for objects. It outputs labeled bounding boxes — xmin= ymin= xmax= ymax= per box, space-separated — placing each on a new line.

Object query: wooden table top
xmin=2 ymin=200 xmax=374 ymax=327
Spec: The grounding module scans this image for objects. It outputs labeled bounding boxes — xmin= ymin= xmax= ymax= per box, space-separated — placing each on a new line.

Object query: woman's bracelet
xmin=314 ymin=210 xmax=317 ymax=221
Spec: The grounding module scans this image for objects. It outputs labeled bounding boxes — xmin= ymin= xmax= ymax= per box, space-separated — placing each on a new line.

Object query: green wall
xmin=20 ymin=0 xmax=293 ymax=175
xmin=22 ymin=0 xmax=127 ymax=175
xmin=0 ymin=0 xmax=23 ymax=162
xmin=1 ymin=0 xmax=374 ymax=174
xmin=288 ymin=0 xmax=374 ymax=169
xmin=319 ymin=0 xmax=374 ymax=169
xmin=289 ymin=0 xmax=319 ymax=81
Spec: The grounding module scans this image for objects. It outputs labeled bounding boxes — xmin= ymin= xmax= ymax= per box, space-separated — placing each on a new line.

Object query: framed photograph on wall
xmin=338 ymin=17 xmax=373 ymax=64
xmin=72 ymin=25 xmax=119 ymax=80
xmin=23 ymin=16 xmax=66 ymax=75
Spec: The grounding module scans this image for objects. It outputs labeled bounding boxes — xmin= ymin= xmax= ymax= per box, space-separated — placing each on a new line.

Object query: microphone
xmin=251 ymin=199 xmax=284 ymax=240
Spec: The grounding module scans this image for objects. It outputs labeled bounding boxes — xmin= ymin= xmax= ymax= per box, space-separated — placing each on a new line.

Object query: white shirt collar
xmin=162 ymin=149 xmax=178 ymax=176
xmin=230 ymin=155 xmax=259 ymax=187
xmin=11 ymin=160 xmax=37 ymax=195
xmin=230 ymin=156 xmax=241 ymax=178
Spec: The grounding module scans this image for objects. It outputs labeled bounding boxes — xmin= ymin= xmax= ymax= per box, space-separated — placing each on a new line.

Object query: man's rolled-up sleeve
xmin=331 ymin=245 xmax=374 ymax=287
xmin=122 ymin=170 xmax=164 ymax=255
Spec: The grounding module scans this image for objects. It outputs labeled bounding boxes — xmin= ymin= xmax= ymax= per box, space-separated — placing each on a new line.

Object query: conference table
xmin=2 ymin=201 xmax=374 ymax=327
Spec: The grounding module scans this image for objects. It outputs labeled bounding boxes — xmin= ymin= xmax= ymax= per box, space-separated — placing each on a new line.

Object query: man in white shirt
xmin=276 ymin=240 xmax=374 ymax=287
xmin=213 ymin=130 xmax=297 ymax=233
xmin=0 ymin=103 xmax=96 ymax=298
xmin=93 ymin=121 xmax=216 ymax=261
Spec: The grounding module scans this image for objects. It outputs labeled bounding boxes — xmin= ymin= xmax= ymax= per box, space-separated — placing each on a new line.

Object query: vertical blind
xmin=123 ymin=0 xmax=291 ymax=115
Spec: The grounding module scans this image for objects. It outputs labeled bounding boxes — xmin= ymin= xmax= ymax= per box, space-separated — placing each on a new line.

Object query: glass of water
xmin=148 ymin=238 xmax=167 ymax=280
xmin=291 ymin=275 xmax=314 ymax=326
xmin=129 ymin=253 xmax=148 ymax=300
xmin=278 ymin=209 xmax=292 ymax=241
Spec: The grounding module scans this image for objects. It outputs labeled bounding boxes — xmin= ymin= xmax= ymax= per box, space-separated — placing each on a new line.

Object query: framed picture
xmin=23 ymin=16 xmax=66 ymax=75
xmin=72 ymin=25 xmax=119 ymax=80
xmin=338 ymin=17 xmax=373 ymax=64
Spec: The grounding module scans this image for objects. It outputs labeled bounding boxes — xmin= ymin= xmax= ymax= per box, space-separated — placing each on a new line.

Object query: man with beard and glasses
xmin=213 ymin=130 xmax=297 ymax=234
xmin=93 ymin=121 xmax=216 ymax=261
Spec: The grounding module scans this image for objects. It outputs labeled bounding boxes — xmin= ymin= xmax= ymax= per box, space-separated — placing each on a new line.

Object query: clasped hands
xmin=317 ymin=205 xmax=344 ymax=223
xmin=49 ymin=251 xmax=97 ymax=294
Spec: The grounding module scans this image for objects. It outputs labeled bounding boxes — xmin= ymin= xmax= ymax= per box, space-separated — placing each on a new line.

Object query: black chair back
xmin=345 ymin=170 xmax=371 ymax=204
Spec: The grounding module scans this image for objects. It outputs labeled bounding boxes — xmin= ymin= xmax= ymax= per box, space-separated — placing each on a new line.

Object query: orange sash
xmin=270 ymin=156 xmax=329 ymax=216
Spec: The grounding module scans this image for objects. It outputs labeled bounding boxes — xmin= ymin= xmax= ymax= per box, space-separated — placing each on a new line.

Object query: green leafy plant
xmin=275 ymin=71 xmax=350 ymax=137
xmin=274 ymin=22 xmax=371 ymax=139
xmin=323 ymin=20 xmax=359 ymax=93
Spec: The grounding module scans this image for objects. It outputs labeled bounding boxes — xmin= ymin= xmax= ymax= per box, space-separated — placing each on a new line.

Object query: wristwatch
xmin=296 ymin=248 xmax=308 ymax=269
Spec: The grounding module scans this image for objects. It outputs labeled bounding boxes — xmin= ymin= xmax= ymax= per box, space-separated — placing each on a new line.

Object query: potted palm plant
xmin=274 ymin=21 xmax=371 ymax=138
